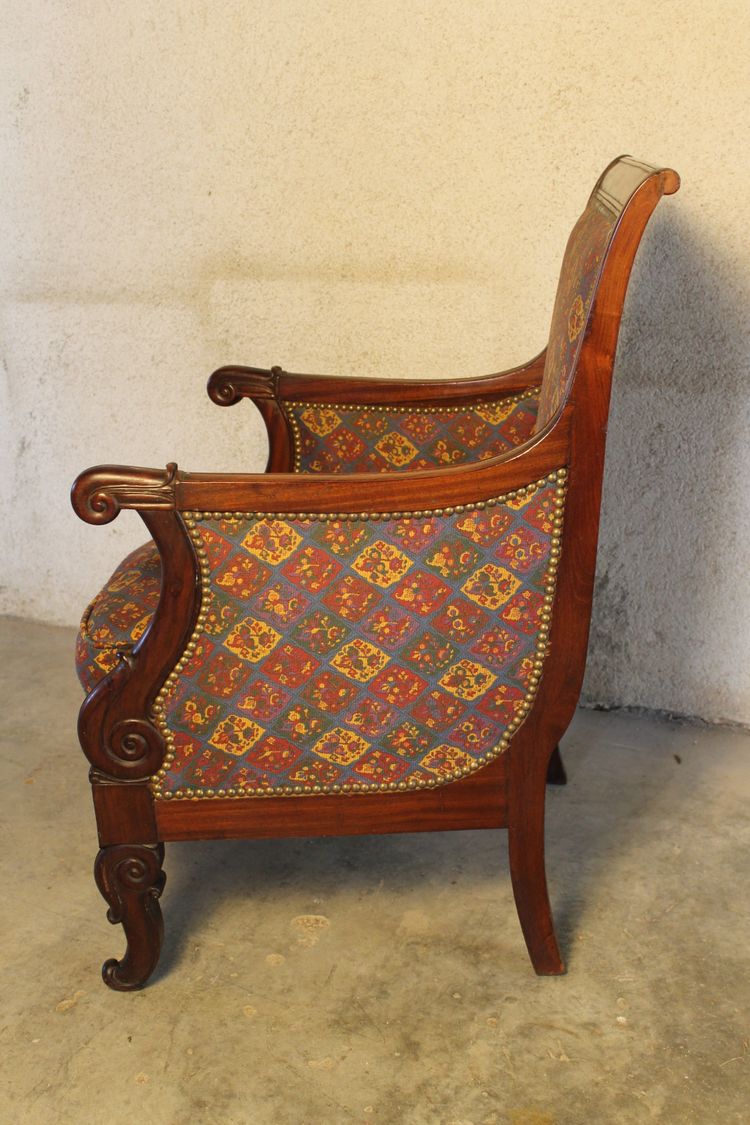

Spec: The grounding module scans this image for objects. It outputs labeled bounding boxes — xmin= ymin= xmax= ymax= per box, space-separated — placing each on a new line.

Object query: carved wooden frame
xmin=71 ymin=158 xmax=679 ymax=989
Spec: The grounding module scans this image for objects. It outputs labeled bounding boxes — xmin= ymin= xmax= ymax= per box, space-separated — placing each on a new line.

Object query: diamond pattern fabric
xmin=285 ymin=391 xmax=540 ymax=474
xmin=147 ymin=476 xmax=562 ymax=798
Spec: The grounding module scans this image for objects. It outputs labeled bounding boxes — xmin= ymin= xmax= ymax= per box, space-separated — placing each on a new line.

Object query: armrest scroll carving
xmin=207 ymin=365 xmax=282 ymax=407
xmin=72 ymin=464 xmax=198 ymax=784
xmin=71 ymin=463 xmax=179 ymax=525
xmin=207 ymin=353 xmax=548 ymax=411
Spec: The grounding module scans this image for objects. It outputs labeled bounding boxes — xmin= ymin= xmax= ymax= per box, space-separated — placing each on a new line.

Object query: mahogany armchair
xmin=72 ymin=156 xmax=679 ymax=989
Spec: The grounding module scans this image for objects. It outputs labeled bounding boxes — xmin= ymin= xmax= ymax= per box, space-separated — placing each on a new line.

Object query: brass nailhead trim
xmin=283 ymin=389 xmax=541 ymax=473
xmin=151 ymin=468 xmax=567 ymax=801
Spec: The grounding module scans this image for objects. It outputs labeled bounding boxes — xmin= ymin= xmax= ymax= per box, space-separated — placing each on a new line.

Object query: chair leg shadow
xmin=546 ymin=744 xmax=567 ymax=786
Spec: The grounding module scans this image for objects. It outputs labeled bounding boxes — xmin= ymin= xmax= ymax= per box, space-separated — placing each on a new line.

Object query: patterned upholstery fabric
xmin=76 ymin=542 xmax=162 ymax=694
xmin=535 ymin=201 xmax=617 ymax=431
xmin=147 ymin=475 xmax=563 ymax=799
xmin=76 ymin=480 xmax=564 ymax=798
xmin=284 ymin=391 xmax=540 ymax=474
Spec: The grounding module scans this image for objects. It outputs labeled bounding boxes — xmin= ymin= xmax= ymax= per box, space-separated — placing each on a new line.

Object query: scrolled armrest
xmin=176 ymin=404 xmax=569 ymax=516
xmin=207 ymin=366 xmax=282 ymax=407
xmin=207 ymin=351 xmax=546 ymax=411
xmin=71 ymin=463 xmax=180 ymax=525
xmin=206 ymin=352 xmax=548 ymax=476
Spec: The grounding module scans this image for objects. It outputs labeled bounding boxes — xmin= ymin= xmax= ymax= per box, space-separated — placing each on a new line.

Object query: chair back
xmin=535 ymin=156 xmax=678 ymax=431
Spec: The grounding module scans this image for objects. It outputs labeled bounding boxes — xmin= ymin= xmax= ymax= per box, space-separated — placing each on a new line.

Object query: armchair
xmin=72 ymin=156 xmax=679 ymax=989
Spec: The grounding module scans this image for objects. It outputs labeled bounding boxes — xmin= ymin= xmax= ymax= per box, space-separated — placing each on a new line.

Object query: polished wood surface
xmin=208 ymin=350 xmax=547 ymax=408
xmin=72 ymin=417 xmax=570 ymax=518
xmin=94 ymin=843 xmax=165 ymax=991
xmin=156 ymin=755 xmax=508 ymax=841
xmin=75 ymin=509 xmax=199 ymax=789
xmin=72 ymin=157 xmax=679 ymax=988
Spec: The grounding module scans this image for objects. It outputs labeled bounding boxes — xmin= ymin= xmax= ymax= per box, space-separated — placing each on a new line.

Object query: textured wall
xmin=1 ymin=2 xmax=748 ymax=723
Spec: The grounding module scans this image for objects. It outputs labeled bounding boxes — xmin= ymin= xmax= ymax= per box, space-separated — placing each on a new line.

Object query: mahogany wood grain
xmin=74 ymin=509 xmax=199 ymax=785
xmin=208 ymin=349 xmax=547 ymax=410
xmin=94 ymin=843 xmax=165 ymax=992
xmin=157 ymin=755 xmax=508 ymax=841
xmin=92 ymin=781 xmax=158 ymax=847
xmin=175 ymin=418 xmax=569 ymax=514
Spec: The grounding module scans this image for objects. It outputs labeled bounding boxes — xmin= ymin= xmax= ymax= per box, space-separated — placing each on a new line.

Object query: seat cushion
xmin=75 ymin=542 xmax=161 ymax=694
xmin=285 ymin=389 xmax=540 ymax=473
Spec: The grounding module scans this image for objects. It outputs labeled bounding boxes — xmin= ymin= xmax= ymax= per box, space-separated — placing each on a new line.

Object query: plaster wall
xmin=1 ymin=1 xmax=748 ymax=723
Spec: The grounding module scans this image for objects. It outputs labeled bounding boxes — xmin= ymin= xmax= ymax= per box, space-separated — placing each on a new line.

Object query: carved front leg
xmin=94 ymin=843 xmax=166 ymax=991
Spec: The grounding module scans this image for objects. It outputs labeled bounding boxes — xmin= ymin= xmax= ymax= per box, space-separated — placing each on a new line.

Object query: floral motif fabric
xmin=152 ymin=479 xmax=560 ymax=797
xmin=286 ymin=392 xmax=540 ymax=474
xmin=76 ymin=542 xmax=162 ymax=694
xmin=535 ymin=201 xmax=617 ymax=430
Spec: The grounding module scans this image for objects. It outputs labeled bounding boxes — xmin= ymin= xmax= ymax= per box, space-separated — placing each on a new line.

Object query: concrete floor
xmin=1 ymin=616 xmax=748 ymax=1125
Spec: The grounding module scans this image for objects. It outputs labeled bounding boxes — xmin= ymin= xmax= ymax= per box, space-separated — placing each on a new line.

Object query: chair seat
xmin=76 ymin=542 xmax=162 ymax=694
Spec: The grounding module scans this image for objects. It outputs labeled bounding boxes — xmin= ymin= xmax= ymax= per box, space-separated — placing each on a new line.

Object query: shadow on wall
xmin=583 ymin=208 xmax=750 ymax=723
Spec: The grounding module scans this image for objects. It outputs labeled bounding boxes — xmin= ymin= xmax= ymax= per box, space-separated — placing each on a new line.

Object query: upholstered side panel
xmin=147 ymin=473 xmax=566 ymax=800
xmin=534 ymin=202 xmax=617 ymax=431
xmin=284 ymin=390 xmax=540 ymax=474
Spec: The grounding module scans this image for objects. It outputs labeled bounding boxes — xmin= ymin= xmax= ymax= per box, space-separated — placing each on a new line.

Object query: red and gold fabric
xmin=76 ymin=542 xmax=162 ymax=694
xmin=75 ymin=476 xmax=565 ymax=798
xmin=285 ymin=391 xmax=540 ymax=474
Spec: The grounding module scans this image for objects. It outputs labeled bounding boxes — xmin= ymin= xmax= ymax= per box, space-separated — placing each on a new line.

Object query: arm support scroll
xmin=207 ymin=366 xmax=282 ymax=408
xmin=71 ymin=465 xmax=200 ymax=786
xmin=71 ymin=463 xmax=180 ymax=525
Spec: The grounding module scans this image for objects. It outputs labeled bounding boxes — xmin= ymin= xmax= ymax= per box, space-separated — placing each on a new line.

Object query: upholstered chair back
xmin=534 ymin=156 xmax=661 ymax=431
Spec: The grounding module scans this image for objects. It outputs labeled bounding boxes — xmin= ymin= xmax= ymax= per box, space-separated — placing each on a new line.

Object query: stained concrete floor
xmin=1 ymin=615 xmax=748 ymax=1125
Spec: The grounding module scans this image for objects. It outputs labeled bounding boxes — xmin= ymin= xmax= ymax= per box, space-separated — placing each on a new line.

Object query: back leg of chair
xmin=546 ymin=744 xmax=567 ymax=785
xmin=94 ymin=842 xmax=166 ymax=991
xmin=508 ymin=755 xmax=565 ymax=975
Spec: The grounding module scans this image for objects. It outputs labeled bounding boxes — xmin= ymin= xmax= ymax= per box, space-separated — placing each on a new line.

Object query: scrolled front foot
xmin=94 ymin=843 xmax=166 ymax=991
